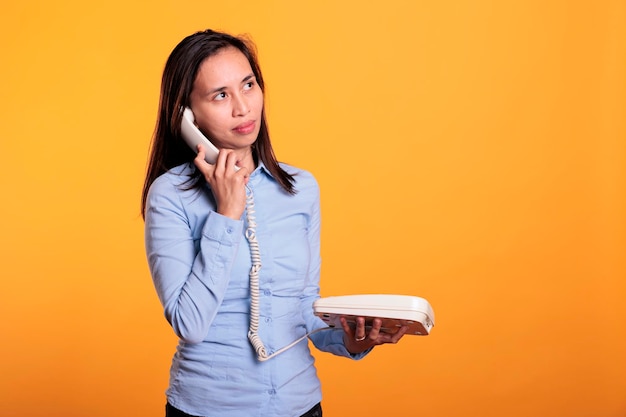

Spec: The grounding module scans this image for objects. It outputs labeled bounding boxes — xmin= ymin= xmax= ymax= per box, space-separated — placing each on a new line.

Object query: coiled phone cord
xmin=244 ymin=186 xmax=328 ymax=362
xmin=244 ymin=185 xmax=268 ymax=360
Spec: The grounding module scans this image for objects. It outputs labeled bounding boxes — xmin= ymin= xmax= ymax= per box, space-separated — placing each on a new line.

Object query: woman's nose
xmin=232 ymin=93 xmax=250 ymax=116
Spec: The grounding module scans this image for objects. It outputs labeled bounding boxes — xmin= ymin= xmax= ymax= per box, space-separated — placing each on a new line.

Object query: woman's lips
xmin=232 ymin=120 xmax=256 ymax=135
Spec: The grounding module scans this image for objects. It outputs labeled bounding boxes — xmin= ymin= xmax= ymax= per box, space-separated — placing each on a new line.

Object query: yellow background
xmin=1 ymin=1 xmax=625 ymax=416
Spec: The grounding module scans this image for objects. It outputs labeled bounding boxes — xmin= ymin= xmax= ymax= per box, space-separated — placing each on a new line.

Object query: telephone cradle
xmin=313 ymin=294 xmax=435 ymax=336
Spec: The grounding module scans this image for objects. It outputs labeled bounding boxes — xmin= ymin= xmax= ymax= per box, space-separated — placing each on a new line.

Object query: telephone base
xmin=313 ymin=294 xmax=435 ymax=336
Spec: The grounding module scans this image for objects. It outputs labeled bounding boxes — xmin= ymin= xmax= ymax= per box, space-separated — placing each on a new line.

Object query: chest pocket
xmin=262 ymin=213 xmax=311 ymax=295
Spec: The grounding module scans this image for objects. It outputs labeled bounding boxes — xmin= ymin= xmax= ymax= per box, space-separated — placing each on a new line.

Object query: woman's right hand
xmin=194 ymin=145 xmax=250 ymax=220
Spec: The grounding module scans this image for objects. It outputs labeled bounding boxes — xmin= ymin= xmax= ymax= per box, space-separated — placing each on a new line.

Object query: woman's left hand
xmin=340 ymin=316 xmax=409 ymax=354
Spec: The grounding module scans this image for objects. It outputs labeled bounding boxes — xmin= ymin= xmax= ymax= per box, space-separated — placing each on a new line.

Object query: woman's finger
xmin=354 ymin=317 xmax=367 ymax=342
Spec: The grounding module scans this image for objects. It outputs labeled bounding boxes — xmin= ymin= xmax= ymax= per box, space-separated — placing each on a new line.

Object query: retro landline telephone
xmin=180 ymin=107 xmax=435 ymax=361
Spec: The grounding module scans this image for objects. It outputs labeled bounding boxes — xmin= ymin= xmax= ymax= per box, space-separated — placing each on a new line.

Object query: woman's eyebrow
xmin=207 ymin=86 xmax=226 ymax=95
xmin=207 ymin=73 xmax=256 ymax=95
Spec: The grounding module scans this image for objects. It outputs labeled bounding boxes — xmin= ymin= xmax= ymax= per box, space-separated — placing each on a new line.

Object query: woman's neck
xmin=234 ymin=146 xmax=255 ymax=171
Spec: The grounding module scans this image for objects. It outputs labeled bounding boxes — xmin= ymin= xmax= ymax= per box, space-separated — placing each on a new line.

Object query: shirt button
xmin=226 ymin=227 xmax=233 ymax=234
xmin=264 ymin=290 xmax=271 ymax=296
xmin=265 ymin=317 xmax=271 ymax=323
xmin=268 ymin=389 xmax=276 ymax=395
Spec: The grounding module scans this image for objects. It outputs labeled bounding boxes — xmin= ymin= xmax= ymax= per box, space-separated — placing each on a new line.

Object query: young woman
xmin=141 ymin=29 xmax=408 ymax=417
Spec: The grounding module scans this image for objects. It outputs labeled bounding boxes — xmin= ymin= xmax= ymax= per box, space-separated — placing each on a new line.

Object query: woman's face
xmin=189 ymin=46 xmax=264 ymax=151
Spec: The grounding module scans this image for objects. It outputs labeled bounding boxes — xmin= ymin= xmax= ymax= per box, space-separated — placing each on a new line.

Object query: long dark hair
xmin=141 ymin=29 xmax=295 ymax=218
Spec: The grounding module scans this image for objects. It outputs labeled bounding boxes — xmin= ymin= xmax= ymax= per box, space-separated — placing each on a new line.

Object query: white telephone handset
xmin=180 ymin=107 xmax=220 ymax=164
xmin=181 ymin=107 xmax=240 ymax=171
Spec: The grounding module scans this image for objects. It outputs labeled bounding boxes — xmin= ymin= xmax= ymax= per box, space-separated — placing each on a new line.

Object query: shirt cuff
xmin=329 ymin=328 xmax=373 ymax=360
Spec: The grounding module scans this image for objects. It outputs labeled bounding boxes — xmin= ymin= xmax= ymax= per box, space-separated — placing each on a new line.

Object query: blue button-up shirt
xmin=145 ymin=162 xmax=365 ymax=417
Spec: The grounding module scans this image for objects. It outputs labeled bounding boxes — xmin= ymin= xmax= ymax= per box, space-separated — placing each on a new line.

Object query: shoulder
xmin=147 ymin=163 xmax=196 ymax=202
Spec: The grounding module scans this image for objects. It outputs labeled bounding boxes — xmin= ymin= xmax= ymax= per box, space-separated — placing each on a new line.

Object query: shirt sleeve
xmin=298 ymin=178 xmax=371 ymax=360
xmin=144 ymin=175 xmax=243 ymax=344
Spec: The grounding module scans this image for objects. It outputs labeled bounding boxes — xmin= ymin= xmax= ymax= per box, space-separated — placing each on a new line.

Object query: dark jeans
xmin=166 ymin=401 xmax=322 ymax=417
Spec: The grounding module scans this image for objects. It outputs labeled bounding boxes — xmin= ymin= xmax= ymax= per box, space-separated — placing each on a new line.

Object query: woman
xmin=141 ymin=29 xmax=407 ymax=417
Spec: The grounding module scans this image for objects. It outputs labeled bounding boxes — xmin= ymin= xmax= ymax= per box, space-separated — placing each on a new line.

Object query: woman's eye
xmin=243 ymin=82 xmax=254 ymax=90
xmin=214 ymin=92 xmax=227 ymax=101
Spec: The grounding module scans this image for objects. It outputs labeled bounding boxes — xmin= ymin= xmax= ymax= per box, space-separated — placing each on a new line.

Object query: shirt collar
xmin=252 ymin=160 xmax=275 ymax=180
